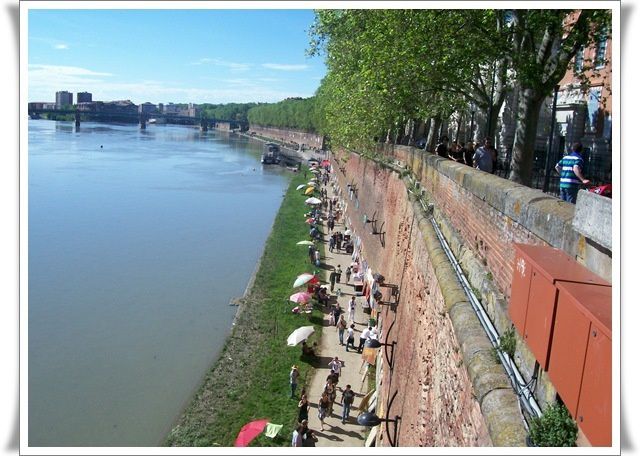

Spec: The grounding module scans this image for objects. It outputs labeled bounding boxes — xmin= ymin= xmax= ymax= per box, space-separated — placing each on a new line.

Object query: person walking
xmin=328 ymin=356 xmax=342 ymax=378
xmin=555 ymin=142 xmax=590 ymax=204
xmin=340 ymin=384 xmax=356 ymax=424
xmin=345 ymin=324 xmax=356 ymax=352
xmin=347 ymin=296 xmax=356 ymax=323
xmin=292 ymin=423 xmax=304 ymax=447
xmin=473 ymin=137 xmax=495 ymax=173
xmin=314 ymin=249 xmax=321 ymax=267
xmin=329 ymin=270 xmax=336 ymax=292
xmin=335 ymin=265 xmax=343 ymax=283
xmin=297 ymin=394 xmax=310 ymax=424
xmin=331 ymin=304 xmax=341 ymax=327
xmin=289 ymin=365 xmax=300 ymax=398
xmin=324 ymin=379 xmax=337 ymax=415
xmin=329 ymin=236 xmax=335 ymax=252
xmin=358 ymin=326 xmax=372 ymax=354
xmin=337 ymin=315 xmax=347 ymax=345
xmin=317 ymin=392 xmax=331 ymax=431
xmin=302 ymin=429 xmax=318 ymax=447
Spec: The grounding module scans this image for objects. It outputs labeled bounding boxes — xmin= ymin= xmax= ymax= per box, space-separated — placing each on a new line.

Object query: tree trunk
xmin=415 ymin=119 xmax=427 ymax=140
xmin=426 ymin=117 xmax=441 ymax=152
xmin=487 ymin=102 xmax=502 ymax=142
xmin=508 ymin=87 xmax=545 ymax=186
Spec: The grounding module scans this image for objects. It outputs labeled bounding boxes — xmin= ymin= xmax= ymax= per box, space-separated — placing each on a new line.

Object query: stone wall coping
xmin=420 ymin=151 xmax=580 ymax=252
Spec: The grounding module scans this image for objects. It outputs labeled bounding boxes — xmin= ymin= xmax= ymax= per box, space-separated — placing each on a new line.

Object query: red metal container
xmin=508 ymin=243 xmax=610 ymax=369
xmin=547 ymin=281 xmax=612 ymax=446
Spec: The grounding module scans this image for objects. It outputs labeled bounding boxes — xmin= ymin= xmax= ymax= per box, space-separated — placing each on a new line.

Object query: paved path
xmin=302 ymin=170 xmax=372 ymax=447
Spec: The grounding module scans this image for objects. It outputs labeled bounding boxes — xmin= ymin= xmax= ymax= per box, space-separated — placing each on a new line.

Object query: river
xmin=27 ymin=120 xmax=291 ymax=446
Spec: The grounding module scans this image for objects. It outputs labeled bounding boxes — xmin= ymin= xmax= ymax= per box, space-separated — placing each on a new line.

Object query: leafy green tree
xmin=310 ymin=8 xmax=611 ymax=186
xmin=247 ymin=97 xmax=319 ymax=131
xmin=309 ymin=10 xmax=512 ymax=150
xmin=505 ymin=9 xmax=611 ymax=185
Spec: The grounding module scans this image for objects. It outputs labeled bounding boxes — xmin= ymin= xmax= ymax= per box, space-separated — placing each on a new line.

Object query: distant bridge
xmin=27 ymin=107 xmax=249 ymax=131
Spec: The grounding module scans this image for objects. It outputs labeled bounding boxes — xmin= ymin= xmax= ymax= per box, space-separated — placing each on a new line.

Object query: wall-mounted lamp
xmin=365 ymin=210 xmax=378 ymax=224
xmin=356 ymin=412 xmax=401 ymax=446
xmin=365 ymin=338 xmax=396 ymax=369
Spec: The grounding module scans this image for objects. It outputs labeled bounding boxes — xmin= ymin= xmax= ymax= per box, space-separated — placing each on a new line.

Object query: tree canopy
xmin=199 ymin=103 xmax=259 ymax=122
xmin=247 ymin=97 xmax=320 ymax=132
xmin=308 ymin=8 xmax=611 ymax=185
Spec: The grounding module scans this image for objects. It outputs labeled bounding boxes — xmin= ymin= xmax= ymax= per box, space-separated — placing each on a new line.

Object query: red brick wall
xmin=249 ymin=125 xmax=324 ymax=150
xmin=334 ymin=155 xmax=491 ymax=446
xmin=389 ymin=147 xmax=569 ymax=301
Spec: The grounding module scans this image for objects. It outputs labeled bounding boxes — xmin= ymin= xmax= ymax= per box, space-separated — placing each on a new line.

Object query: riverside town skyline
xmin=27 ymin=8 xmax=327 ymax=105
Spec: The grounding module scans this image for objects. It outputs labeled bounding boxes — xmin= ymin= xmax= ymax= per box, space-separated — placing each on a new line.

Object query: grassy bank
xmin=165 ymin=171 xmax=326 ymax=447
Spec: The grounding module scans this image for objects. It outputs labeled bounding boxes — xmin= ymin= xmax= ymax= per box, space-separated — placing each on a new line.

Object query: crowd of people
xmin=287 ymin=159 xmax=381 ymax=447
xmin=435 ymin=135 xmax=499 ymax=174
xmin=434 ymin=136 xmax=593 ymax=204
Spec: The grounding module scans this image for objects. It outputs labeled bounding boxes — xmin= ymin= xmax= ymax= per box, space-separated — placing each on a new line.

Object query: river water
xmin=27 ymin=120 xmax=291 ymax=446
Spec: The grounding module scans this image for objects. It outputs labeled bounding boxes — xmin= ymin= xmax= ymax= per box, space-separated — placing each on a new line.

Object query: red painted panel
xmin=547 ymin=290 xmax=591 ymax=416
xmin=508 ymin=250 xmax=533 ymax=337
xmin=513 ymin=243 xmax=611 ymax=286
xmin=556 ymin=282 xmax=612 ymax=338
xmin=522 ymin=271 xmax=558 ymax=369
xmin=577 ymin=328 xmax=612 ymax=446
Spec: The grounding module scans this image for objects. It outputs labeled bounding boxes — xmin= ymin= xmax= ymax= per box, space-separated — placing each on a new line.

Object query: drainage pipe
xmin=423 ymin=204 xmax=542 ymax=420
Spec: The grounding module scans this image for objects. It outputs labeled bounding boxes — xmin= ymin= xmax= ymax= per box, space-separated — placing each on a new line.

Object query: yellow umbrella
xmin=304 ymin=187 xmax=315 ymax=195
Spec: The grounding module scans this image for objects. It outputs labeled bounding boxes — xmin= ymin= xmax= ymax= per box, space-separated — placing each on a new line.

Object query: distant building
xmin=555 ymin=18 xmax=612 ymax=179
xmin=77 ymin=92 xmax=92 ymax=103
xmin=28 ymin=102 xmax=56 ymax=110
xmin=184 ymin=103 xmax=200 ymax=118
xmin=55 ymin=91 xmax=73 ymax=108
xmin=138 ymin=102 xmax=159 ymax=114
xmin=77 ymin=100 xmax=138 ymax=116
xmin=162 ymin=103 xmax=180 ymax=115
xmin=102 ymin=100 xmax=138 ymax=115
xmin=77 ymin=101 xmax=99 ymax=112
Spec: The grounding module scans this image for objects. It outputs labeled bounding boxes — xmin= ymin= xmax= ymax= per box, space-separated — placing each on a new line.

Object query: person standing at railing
xmin=555 ymin=142 xmax=590 ymax=204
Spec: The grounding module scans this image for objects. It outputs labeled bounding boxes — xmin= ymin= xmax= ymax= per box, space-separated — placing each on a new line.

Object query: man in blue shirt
xmin=555 ymin=142 xmax=590 ymax=204
xmin=473 ymin=137 xmax=496 ymax=173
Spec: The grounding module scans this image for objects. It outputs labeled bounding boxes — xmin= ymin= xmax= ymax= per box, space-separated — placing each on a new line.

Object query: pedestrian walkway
xmin=302 ymin=170 xmax=373 ymax=447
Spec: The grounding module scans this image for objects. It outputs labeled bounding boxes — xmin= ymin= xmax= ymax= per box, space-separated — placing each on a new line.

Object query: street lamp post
xmin=543 ymin=85 xmax=561 ymax=193
xmin=486 ymin=61 xmax=497 ymax=139
xmin=469 ymin=102 xmax=477 ymax=143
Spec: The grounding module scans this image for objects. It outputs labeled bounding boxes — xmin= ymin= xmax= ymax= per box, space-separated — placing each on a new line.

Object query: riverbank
xmin=236 ymin=130 xmax=327 ymax=164
xmin=165 ymin=171 xmax=327 ymax=447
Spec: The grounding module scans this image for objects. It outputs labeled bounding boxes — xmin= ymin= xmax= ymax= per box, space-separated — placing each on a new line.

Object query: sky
xmin=27 ymin=7 xmax=327 ymax=105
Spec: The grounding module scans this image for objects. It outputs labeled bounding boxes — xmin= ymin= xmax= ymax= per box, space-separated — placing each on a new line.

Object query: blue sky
xmin=27 ymin=8 xmax=327 ymax=105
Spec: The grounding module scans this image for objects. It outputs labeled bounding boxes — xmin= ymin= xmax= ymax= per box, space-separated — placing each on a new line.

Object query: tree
xmin=506 ymin=9 xmax=611 ymax=185
xmin=309 ymin=10 xmax=512 ymax=151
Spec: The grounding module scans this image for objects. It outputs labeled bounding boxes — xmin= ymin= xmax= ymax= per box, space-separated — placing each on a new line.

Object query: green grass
xmin=165 ymin=172 xmax=327 ymax=447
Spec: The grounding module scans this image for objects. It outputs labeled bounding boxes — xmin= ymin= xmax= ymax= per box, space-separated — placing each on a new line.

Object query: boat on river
xmin=261 ymin=143 xmax=281 ymax=164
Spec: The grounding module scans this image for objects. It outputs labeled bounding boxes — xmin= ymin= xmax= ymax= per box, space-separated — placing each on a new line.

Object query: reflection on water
xmin=28 ymin=120 xmax=289 ymax=446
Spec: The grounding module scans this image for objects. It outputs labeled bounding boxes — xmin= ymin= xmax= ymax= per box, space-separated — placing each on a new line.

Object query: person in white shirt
xmin=347 ymin=296 xmax=356 ymax=323
xmin=328 ymin=356 xmax=342 ymax=377
xmin=358 ymin=326 xmax=372 ymax=353
xmin=346 ymin=324 xmax=355 ymax=352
